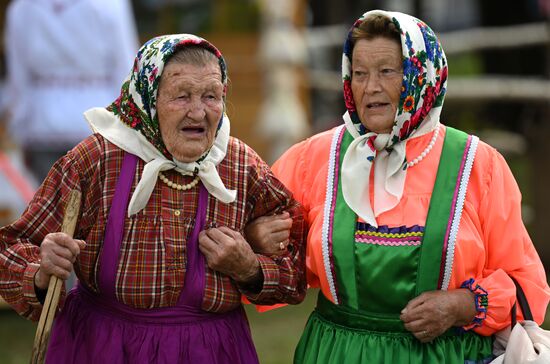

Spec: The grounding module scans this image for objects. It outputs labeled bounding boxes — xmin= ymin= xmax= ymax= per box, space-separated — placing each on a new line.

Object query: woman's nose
xmin=186 ymin=98 xmax=207 ymax=119
xmin=365 ymin=73 xmax=382 ymax=94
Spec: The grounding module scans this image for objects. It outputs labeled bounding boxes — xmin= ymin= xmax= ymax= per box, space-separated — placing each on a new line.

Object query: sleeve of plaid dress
xmin=0 ymin=136 xmax=101 ymax=320
xmin=238 ymin=156 xmax=307 ymax=305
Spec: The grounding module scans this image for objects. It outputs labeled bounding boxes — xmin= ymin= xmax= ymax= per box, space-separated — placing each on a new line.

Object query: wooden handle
xmin=31 ymin=190 xmax=82 ymax=364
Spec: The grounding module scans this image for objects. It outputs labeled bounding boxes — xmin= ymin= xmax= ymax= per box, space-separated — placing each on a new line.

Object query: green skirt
xmin=294 ymin=294 xmax=493 ymax=364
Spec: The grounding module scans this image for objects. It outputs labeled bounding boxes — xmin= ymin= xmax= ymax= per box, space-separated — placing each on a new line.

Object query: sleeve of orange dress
xmin=467 ymin=149 xmax=550 ymax=336
xmin=237 ymin=147 xmax=308 ymax=306
xmin=272 ymin=141 xmax=311 ymax=213
xmin=272 ymin=139 xmax=325 ymax=291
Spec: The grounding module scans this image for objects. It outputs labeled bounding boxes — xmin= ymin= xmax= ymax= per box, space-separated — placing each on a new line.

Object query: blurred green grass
xmin=1 ymin=289 xmax=549 ymax=364
xmin=0 ymin=291 xmax=317 ymax=364
xmin=0 ymin=307 xmax=36 ymax=364
xmin=245 ymin=290 xmax=317 ymax=364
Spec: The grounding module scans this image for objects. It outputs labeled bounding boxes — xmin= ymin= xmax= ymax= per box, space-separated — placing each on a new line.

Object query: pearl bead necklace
xmin=158 ymin=172 xmax=199 ymax=190
xmin=406 ymin=124 xmax=440 ymax=168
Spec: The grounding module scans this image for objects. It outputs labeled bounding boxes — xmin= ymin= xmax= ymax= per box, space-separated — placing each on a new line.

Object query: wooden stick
xmin=30 ymin=190 xmax=82 ymax=364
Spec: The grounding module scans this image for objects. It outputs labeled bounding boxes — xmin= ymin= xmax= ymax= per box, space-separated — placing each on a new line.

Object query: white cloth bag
xmin=490 ymin=277 xmax=550 ymax=363
xmin=491 ymin=321 xmax=550 ymax=363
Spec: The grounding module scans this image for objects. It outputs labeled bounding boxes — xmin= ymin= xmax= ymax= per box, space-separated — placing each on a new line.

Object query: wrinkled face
xmin=351 ymin=37 xmax=403 ymax=134
xmin=157 ymin=61 xmax=224 ymax=163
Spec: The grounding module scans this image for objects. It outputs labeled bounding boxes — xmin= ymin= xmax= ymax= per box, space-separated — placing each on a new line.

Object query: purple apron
xmin=46 ymin=153 xmax=259 ymax=364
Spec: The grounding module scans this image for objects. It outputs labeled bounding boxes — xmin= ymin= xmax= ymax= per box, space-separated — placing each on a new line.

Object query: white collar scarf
xmin=340 ymin=10 xmax=448 ymax=227
xmin=85 ymin=107 xmax=236 ymax=216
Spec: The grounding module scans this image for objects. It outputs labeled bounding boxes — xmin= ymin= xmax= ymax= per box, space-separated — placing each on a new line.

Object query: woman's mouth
xmin=180 ymin=126 xmax=205 ymax=134
xmin=367 ymin=102 xmax=389 ymax=109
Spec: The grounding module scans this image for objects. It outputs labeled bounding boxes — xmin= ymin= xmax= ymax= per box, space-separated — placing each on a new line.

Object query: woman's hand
xmin=244 ymin=212 xmax=292 ymax=256
xmin=400 ymin=289 xmax=477 ymax=343
xmin=34 ymin=232 xmax=86 ymax=290
xmin=199 ymin=226 xmax=262 ymax=286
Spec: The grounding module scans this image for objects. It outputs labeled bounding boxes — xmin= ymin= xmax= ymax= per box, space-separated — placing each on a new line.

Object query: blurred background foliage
xmin=0 ymin=0 xmax=549 ymax=363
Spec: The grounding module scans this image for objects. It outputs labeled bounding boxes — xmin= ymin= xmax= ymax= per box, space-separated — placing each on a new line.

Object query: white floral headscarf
xmin=107 ymin=34 xmax=228 ymax=157
xmin=85 ymin=34 xmax=236 ymax=216
xmin=340 ymin=10 xmax=448 ymax=227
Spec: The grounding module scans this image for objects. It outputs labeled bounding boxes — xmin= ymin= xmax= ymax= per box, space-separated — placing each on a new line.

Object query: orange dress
xmin=272 ymin=124 xmax=550 ymax=336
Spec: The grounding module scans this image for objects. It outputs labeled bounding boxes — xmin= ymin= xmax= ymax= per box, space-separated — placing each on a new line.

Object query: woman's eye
xmin=353 ymin=71 xmax=366 ymax=77
xmin=205 ymin=94 xmax=219 ymax=101
xmin=381 ymin=68 xmax=403 ymax=76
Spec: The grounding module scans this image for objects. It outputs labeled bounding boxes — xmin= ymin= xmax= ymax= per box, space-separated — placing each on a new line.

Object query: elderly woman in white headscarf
xmin=0 ymin=34 xmax=306 ymax=363
xmin=246 ymin=10 xmax=550 ymax=363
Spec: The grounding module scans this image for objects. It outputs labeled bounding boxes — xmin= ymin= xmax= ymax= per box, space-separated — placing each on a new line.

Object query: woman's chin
xmin=170 ymin=149 xmax=204 ymax=163
xmin=166 ymin=138 xmax=212 ymax=163
xmin=172 ymin=153 xmax=201 ymax=163
xmin=360 ymin=117 xmax=394 ymax=134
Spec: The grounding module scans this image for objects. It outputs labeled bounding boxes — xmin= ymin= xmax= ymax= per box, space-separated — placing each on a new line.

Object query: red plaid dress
xmin=0 ymin=133 xmax=306 ymax=319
